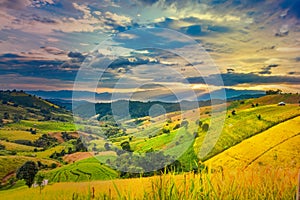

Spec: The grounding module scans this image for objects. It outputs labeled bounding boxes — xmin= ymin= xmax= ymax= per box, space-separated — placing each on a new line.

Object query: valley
xmin=0 ymin=90 xmax=299 ymax=199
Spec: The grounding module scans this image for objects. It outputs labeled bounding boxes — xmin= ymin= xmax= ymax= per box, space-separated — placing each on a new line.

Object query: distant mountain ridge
xmin=26 ymin=89 xmax=266 ymax=103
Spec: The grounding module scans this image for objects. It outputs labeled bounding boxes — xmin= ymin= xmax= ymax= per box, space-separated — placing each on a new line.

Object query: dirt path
xmin=245 ymin=133 xmax=300 ymax=169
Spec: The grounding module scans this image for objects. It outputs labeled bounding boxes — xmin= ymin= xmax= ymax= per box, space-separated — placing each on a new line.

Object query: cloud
xmin=0 ymin=74 xmax=74 ymax=90
xmin=29 ymin=14 xmax=57 ymax=24
xmin=41 ymin=46 xmax=66 ymax=55
xmin=0 ymin=1 xmax=134 ymax=35
xmin=227 ymin=68 xmax=235 ymax=74
xmin=136 ymin=0 xmax=159 ymax=5
xmin=181 ymin=25 xmax=204 ymax=36
xmin=258 ymin=64 xmax=279 ymax=75
xmin=0 ymin=52 xmax=78 ymax=81
xmin=0 ymin=0 xmax=31 ymax=10
xmin=68 ymin=51 xmax=86 ymax=61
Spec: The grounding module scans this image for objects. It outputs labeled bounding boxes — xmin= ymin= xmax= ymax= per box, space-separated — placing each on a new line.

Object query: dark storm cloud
xmin=60 ymin=61 xmax=81 ymax=69
xmin=40 ymin=46 xmax=66 ymax=55
xmin=180 ymin=24 xmax=232 ymax=36
xmin=258 ymin=64 xmax=279 ymax=75
xmin=137 ymin=0 xmax=159 ymax=5
xmin=0 ymin=53 xmax=77 ymax=81
xmin=30 ymin=14 xmax=57 ymax=24
xmin=109 ymin=57 xmax=158 ymax=69
xmin=187 ymin=72 xmax=300 ymax=86
xmin=0 ymin=53 xmax=23 ymax=59
xmin=68 ymin=51 xmax=86 ymax=62
xmin=154 ymin=17 xmax=176 ymax=28
xmin=181 ymin=25 xmax=205 ymax=36
xmin=113 ymin=28 xmax=193 ymax=50
xmin=288 ymin=72 xmax=300 ymax=75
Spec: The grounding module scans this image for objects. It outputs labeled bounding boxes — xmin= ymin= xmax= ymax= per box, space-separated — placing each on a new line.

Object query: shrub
xmin=50 ymin=163 xmax=57 ymax=169
xmin=16 ymin=161 xmax=38 ymax=188
xmin=202 ymin=123 xmax=209 ymax=132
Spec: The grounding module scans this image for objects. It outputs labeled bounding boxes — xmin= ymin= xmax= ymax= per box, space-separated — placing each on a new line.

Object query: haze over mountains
xmin=26 ymin=89 xmax=266 ymax=103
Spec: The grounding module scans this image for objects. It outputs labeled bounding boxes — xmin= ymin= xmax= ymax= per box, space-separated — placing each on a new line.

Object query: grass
xmin=194 ymin=104 xmax=300 ymax=160
xmin=44 ymin=157 xmax=118 ymax=182
xmin=0 ymin=104 xmax=27 ymax=118
xmin=0 ymin=129 xmax=41 ymax=142
xmin=35 ymin=145 xmax=66 ymax=158
xmin=0 ymin=167 xmax=297 ymax=199
xmin=7 ymin=120 xmax=77 ymax=134
xmin=0 ymin=140 xmax=37 ymax=152
xmin=206 ymin=116 xmax=300 ymax=170
xmin=0 ymin=156 xmax=58 ymax=180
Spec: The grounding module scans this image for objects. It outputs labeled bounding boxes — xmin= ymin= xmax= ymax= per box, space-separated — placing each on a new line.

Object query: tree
xmin=16 ymin=161 xmax=38 ymax=188
xmin=3 ymin=112 xmax=9 ymax=119
xmin=173 ymin=124 xmax=180 ymax=130
xmin=202 ymin=123 xmax=209 ymax=132
xmin=35 ymin=173 xmax=45 ymax=194
xmin=0 ymin=143 xmax=5 ymax=150
xmin=162 ymin=128 xmax=170 ymax=134
xmin=195 ymin=119 xmax=202 ymax=126
xmin=231 ymin=110 xmax=236 ymax=116
xmin=120 ymin=141 xmax=132 ymax=152
xmin=257 ymin=114 xmax=261 ymax=120
xmin=266 ymin=89 xmax=282 ymax=95
xmin=180 ymin=120 xmax=189 ymax=128
xmin=75 ymin=138 xmax=87 ymax=152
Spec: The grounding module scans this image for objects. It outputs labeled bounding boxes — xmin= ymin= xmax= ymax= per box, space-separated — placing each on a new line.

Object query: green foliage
xmin=257 ymin=114 xmax=261 ymax=120
xmin=180 ymin=120 xmax=189 ymax=128
xmin=34 ymin=134 xmax=58 ymax=148
xmin=120 ymin=141 xmax=131 ymax=152
xmin=202 ymin=123 xmax=209 ymax=132
xmin=16 ymin=161 xmax=38 ymax=188
xmin=195 ymin=119 xmax=202 ymax=126
xmin=50 ymin=163 xmax=57 ymax=169
xmin=0 ymin=143 xmax=5 ymax=150
xmin=75 ymin=138 xmax=88 ymax=152
xmin=173 ymin=123 xmax=181 ymax=130
xmin=114 ymin=151 xmax=177 ymax=178
xmin=266 ymin=89 xmax=282 ymax=95
xmin=162 ymin=128 xmax=170 ymax=134
xmin=3 ymin=112 xmax=9 ymax=119
xmin=231 ymin=110 xmax=236 ymax=115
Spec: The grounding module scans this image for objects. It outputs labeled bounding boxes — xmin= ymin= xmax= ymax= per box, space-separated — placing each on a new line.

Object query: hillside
xmin=205 ymin=116 xmax=300 ymax=170
xmin=0 ymin=91 xmax=299 ymax=198
xmin=44 ymin=156 xmax=118 ymax=182
xmin=0 ymin=90 xmax=71 ymax=122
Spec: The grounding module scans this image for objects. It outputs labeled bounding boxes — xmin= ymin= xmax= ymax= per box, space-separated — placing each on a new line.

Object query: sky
xmin=0 ymin=0 xmax=299 ymax=101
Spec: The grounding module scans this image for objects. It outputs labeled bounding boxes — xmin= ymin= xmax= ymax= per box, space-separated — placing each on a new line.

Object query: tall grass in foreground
xmin=99 ymin=167 xmax=297 ymax=200
xmin=0 ymin=167 xmax=298 ymax=200
xmin=62 ymin=168 xmax=299 ymax=200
